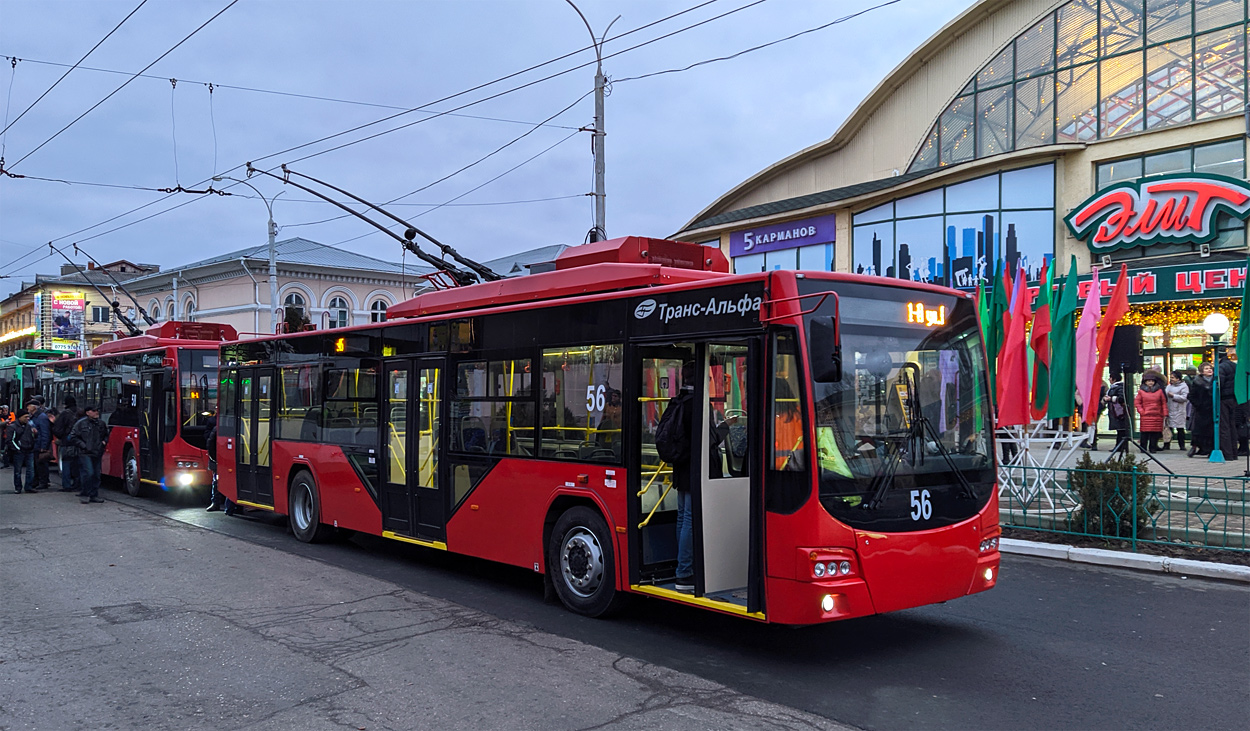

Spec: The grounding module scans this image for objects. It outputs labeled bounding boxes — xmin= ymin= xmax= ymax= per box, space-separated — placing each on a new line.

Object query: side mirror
xmin=809 ymin=315 xmax=842 ymax=383
xmin=162 ymin=366 xmax=175 ymax=387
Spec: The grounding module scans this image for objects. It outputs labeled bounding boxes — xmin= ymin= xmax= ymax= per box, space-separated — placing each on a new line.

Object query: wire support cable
xmin=6 ymin=0 xmax=237 ymax=171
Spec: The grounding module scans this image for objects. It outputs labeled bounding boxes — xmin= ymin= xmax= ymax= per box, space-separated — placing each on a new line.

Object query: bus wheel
xmin=288 ymin=471 xmax=332 ymax=543
xmin=549 ymin=506 xmax=623 ymax=618
xmin=123 ymin=448 xmax=141 ymax=497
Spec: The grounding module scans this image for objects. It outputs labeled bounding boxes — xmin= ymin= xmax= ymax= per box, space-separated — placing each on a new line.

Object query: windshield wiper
xmin=863 ymin=364 xmax=924 ymax=510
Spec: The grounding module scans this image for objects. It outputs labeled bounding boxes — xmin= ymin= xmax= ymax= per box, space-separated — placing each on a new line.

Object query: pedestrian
xmin=52 ymin=395 xmax=83 ymax=492
xmin=1082 ymin=381 xmax=1108 ymax=450
xmin=1105 ymin=373 xmax=1131 ymax=450
xmin=68 ymin=404 xmax=110 ymax=504
xmin=660 ymin=361 xmax=696 ymax=594
xmin=0 ymin=404 xmax=13 ymax=468
xmin=1188 ymin=362 xmax=1215 ymax=457
xmin=204 ymin=413 xmax=226 ymax=512
xmin=1218 ymin=352 xmax=1238 ymax=458
xmin=26 ymin=400 xmax=52 ymax=490
xmin=1164 ymin=371 xmax=1189 ymax=451
xmin=10 ymin=411 xmax=38 ymax=493
xmin=1135 ymin=371 xmax=1168 ymax=452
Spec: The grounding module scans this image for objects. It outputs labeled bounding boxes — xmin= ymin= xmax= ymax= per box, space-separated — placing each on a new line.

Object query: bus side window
xmin=767 ymin=330 xmax=810 ymax=514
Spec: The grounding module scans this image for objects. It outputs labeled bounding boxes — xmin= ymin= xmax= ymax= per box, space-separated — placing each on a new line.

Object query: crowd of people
xmin=1 ymin=396 xmax=111 ymax=502
xmin=1099 ymin=353 xmax=1250 ymax=458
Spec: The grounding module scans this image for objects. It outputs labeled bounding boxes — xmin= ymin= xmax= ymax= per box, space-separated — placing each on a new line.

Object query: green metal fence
xmin=999 ymin=462 xmax=1250 ymax=553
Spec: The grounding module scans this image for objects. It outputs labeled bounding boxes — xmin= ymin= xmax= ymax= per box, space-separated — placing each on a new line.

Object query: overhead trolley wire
xmin=14 ymin=0 xmax=761 ymax=252
xmin=0 ymin=0 xmax=150 ymax=140
xmin=614 ymin=0 xmax=900 ymax=83
xmin=5 ymin=0 xmax=238 ymax=171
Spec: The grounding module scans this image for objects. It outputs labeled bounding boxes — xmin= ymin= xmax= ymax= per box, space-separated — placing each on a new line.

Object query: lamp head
xmin=1203 ymin=312 xmax=1230 ymax=337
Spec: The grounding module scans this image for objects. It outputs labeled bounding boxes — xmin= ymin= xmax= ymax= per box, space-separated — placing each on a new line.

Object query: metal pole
xmin=214 ymin=176 xmax=282 ymax=332
xmin=267 ymin=211 xmax=278 ymax=334
xmin=1211 ymin=335 xmax=1225 ymax=463
xmin=565 ymin=1 xmax=617 ymax=241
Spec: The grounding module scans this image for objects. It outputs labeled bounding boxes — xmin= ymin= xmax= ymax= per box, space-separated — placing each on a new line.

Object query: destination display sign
xmin=729 ymin=213 xmax=837 ymax=257
xmin=1064 ymin=173 xmax=1250 ymax=252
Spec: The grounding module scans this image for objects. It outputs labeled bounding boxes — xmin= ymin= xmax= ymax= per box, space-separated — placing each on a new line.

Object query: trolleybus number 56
xmin=910 ymin=489 xmax=932 ymax=521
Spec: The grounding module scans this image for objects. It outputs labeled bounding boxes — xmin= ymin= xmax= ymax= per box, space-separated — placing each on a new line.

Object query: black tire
xmin=123 ymin=447 xmax=142 ymax=497
xmin=288 ymin=471 xmax=332 ymax=543
xmin=548 ymin=506 xmax=624 ymax=618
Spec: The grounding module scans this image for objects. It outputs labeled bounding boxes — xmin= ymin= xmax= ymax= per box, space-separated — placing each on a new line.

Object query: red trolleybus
xmin=39 ymin=321 xmax=237 ymax=497
xmin=216 ymin=237 xmax=999 ymax=624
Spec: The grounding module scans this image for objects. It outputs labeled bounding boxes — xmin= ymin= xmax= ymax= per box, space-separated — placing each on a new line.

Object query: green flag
xmin=987 ymin=259 xmax=1009 ymax=400
xmin=1236 ymin=255 xmax=1250 ymax=404
xmin=1047 ymin=255 xmax=1079 ymax=421
xmin=978 ymin=283 xmax=990 ymax=351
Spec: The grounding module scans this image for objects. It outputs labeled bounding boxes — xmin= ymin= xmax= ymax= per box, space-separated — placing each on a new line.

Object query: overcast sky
xmin=1 ymin=0 xmax=969 ymax=299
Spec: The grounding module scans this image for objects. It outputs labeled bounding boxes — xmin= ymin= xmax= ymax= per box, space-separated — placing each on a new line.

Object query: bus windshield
xmin=802 ymin=281 xmax=995 ymax=532
xmin=179 ymin=350 xmax=220 ymax=448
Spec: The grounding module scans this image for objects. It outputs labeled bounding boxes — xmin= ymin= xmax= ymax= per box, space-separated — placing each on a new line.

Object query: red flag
xmin=997 ymin=267 xmax=1033 ymax=427
xmin=1087 ymin=264 xmax=1131 ymax=423
xmin=1001 ymin=266 xmax=1014 ymax=338
xmin=1029 ymin=259 xmax=1052 ymax=420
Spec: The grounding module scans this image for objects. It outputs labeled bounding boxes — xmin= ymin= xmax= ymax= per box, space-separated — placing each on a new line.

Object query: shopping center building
xmin=679 ymin=0 xmax=1247 ymax=374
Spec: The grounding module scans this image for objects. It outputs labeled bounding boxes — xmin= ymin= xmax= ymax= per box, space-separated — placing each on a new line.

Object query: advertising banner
xmin=49 ymin=291 xmax=85 ymax=356
xmin=1074 ymin=260 xmax=1246 ymax=304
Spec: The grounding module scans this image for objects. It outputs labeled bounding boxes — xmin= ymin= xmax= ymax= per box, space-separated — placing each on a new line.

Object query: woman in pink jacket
xmin=1135 ymin=370 xmax=1168 ymax=452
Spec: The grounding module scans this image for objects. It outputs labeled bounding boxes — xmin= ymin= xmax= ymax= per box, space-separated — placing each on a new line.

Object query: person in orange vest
xmin=774 ymin=379 xmax=804 ymax=471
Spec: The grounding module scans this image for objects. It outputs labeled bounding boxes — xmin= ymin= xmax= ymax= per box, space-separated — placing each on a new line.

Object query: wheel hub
xmin=560 ymin=528 xmax=603 ymax=597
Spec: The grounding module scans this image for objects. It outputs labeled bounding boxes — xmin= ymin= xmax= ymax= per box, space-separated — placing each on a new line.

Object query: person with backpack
xmin=68 ymin=404 xmax=110 ymax=504
xmin=27 ymin=399 xmax=53 ymax=490
xmin=52 ymin=395 xmax=83 ymax=492
xmin=11 ymin=410 xmax=38 ymax=493
xmin=655 ymin=362 xmax=696 ymax=594
xmin=204 ymin=413 xmax=230 ymax=513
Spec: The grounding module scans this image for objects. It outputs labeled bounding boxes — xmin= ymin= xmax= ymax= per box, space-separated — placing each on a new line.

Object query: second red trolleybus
xmin=216 ymin=237 xmax=1000 ymax=624
xmin=39 ymin=321 xmax=236 ymax=497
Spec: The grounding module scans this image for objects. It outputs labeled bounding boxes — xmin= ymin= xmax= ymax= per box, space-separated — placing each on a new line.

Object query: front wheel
xmin=548 ymin=506 xmax=624 ymax=618
xmin=288 ymin=471 xmax=332 ymax=543
xmin=123 ymin=448 xmax=141 ymax=497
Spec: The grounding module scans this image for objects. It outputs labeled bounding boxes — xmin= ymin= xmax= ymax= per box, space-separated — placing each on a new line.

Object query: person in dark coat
xmin=204 ymin=414 xmax=226 ymax=512
xmin=52 ymin=396 xmax=83 ymax=492
xmin=1188 ymin=362 xmax=1215 ymax=457
xmin=25 ymin=401 xmax=51 ymax=491
xmin=1217 ymin=354 xmax=1238 ymax=458
xmin=1104 ymin=373 xmax=1131 ymax=449
xmin=1135 ymin=370 xmax=1168 ymax=452
xmin=68 ymin=404 xmax=110 ymax=504
xmin=10 ymin=411 xmax=38 ymax=493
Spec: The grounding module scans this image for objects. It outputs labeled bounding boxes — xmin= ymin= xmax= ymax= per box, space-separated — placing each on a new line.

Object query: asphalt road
xmin=11 ymin=479 xmax=1250 ymax=730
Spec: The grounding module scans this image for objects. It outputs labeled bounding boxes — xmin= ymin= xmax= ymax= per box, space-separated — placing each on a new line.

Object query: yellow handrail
xmin=638 ymin=483 xmax=674 ymax=528
xmin=636 ymin=461 xmax=669 ymax=496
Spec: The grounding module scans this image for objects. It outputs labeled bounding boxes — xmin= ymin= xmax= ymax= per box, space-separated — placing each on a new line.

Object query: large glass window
xmin=451 ymin=358 xmax=533 ymax=456
xmin=853 ymin=164 xmax=1056 ymax=288
xmin=322 ymin=364 xmax=378 ymax=446
xmin=277 ymin=364 xmax=321 ymax=440
xmin=910 ymin=0 xmax=1250 ymax=172
xmin=327 ymin=296 xmax=350 ymax=329
xmin=178 ymin=350 xmax=219 ymax=449
xmin=540 ymin=345 xmax=624 ymax=462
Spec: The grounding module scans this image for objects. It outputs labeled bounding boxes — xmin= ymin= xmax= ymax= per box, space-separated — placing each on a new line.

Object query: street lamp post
xmin=1204 ymin=312 xmax=1230 ymax=464
xmin=215 ymin=176 xmax=283 ymax=333
xmin=565 ymin=0 xmax=618 ymax=241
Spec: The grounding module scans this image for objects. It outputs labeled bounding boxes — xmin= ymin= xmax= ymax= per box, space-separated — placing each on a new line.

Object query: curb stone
xmin=1000 ymin=538 xmax=1250 ymax=583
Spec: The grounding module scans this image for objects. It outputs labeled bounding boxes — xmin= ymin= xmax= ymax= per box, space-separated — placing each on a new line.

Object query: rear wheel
xmin=123 ymin=448 xmax=141 ymax=497
xmin=288 ymin=471 xmax=332 ymax=543
xmin=548 ymin=506 xmax=624 ymax=618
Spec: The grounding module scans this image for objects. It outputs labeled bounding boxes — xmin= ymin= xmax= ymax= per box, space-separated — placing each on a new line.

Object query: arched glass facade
xmin=910 ymin=0 xmax=1248 ymax=172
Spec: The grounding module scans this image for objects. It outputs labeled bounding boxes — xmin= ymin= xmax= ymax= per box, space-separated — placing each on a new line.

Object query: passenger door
xmin=139 ymin=370 xmax=164 ymax=484
xmin=236 ymin=367 xmax=275 ymax=506
xmin=629 ymin=340 xmax=761 ymax=609
xmin=382 ymin=358 xmax=446 ymax=542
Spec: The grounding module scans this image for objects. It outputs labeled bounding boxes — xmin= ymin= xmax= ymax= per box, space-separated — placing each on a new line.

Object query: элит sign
xmin=1064 ymin=173 xmax=1250 ymax=253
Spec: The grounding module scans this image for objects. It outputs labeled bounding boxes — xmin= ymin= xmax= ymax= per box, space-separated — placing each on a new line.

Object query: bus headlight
xmin=820 ymin=594 xmax=835 ymax=613
xmin=812 ymin=562 xmax=827 ymax=578
xmin=177 ymin=472 xmax=193 ymax=487
xmin=984 ymin=568 xmax=994 ymax=582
